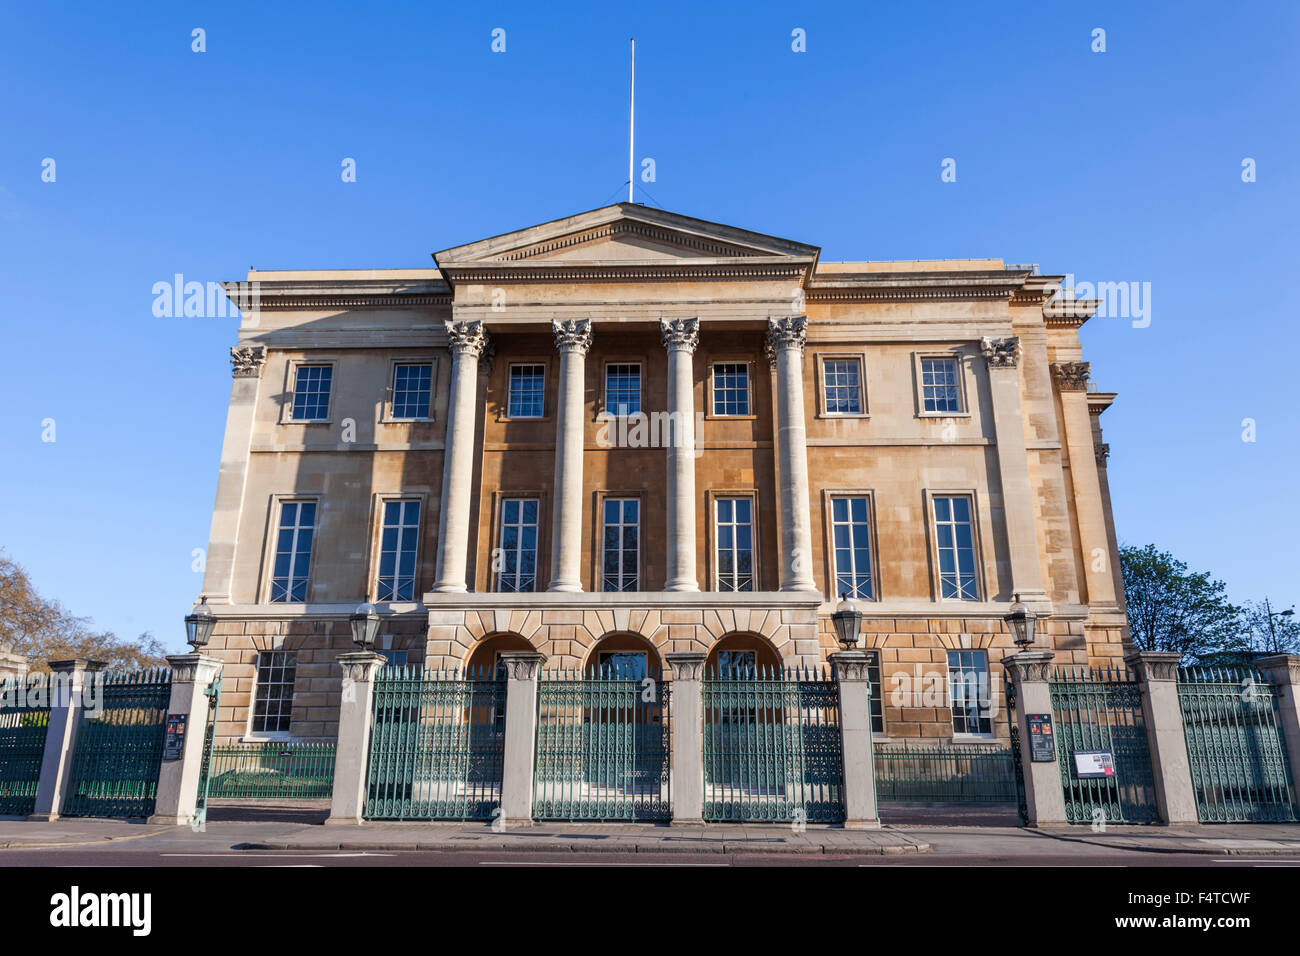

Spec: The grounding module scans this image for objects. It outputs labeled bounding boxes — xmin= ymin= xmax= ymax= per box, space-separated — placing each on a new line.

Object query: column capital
xmin=163 ymin=654 xmax=223 ymax=685
xmin=828 ymin=650 xmax=872 ymax=683
xmin=338 ymin=651 xmax=388 ymax=683
xmin=980 ymin=336 xmax=1020 ymax=369
xmin=230 ymin=345 xmax=266 ymax=378
xmin=445 ymin=320 xmax=490 ymax=358
xmin=1050 ymin=361 xmax=1091 ymax=391
xmin=499 ymin=651 xmax=547 ymax=680
xmin=552 ymin=318 xmax=592 ymax=354
xmin=659 ymin=317 xmax=699 ymax=353
xmin=1123 ymin=650 xmax=1182 ymax=682
xmin=1000 ymin=650 xmax=1055 ymax=683
xmin=766 ymin=315 xmax=807 ymax=354
xmin=665 ymin=651 xmax=706 ymax=681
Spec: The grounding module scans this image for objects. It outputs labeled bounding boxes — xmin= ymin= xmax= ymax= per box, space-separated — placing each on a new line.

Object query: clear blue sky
xmin=1 ymin=1 xmax=1296 ymax=653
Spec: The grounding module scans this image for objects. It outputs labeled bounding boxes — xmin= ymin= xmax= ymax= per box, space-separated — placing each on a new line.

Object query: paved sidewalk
xmin=245 ymin=821 xmax=931 ymax=855
xmin=0 ymin=818 xmax=928 ymax=856
xmin=1029 ymin=823 xmax=1300 ymax=857
xmin=4 ymin=816 xmax=1300 ymax=858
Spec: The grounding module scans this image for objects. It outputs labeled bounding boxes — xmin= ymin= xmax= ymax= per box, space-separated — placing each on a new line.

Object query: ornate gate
xmin=365 ymin=667 xmax=506 ymax=820
xmin=63 ymin=668 xmax=172 ymax=819
xmin=1048 ymin=666 xmax=1159 ymax=824
xmin=702 ymin=668 xmax=844 ymax=823
xmin=533 ymin=672 xmax=671 ymax=821
xmin=1177 ymin=666 xmax=1299 ymax=823
xmin=0 ymin=675 xmax=51 ymax=817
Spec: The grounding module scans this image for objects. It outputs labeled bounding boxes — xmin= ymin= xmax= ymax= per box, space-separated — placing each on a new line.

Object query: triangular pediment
xmin=434 ymin=203 xmax=820 ymax=268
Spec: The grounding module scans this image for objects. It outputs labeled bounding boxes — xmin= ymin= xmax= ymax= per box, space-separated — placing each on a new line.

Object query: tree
xmin=1119 ymin=544 xmax=1242 ymax=660
xmin=1215 ymin=598 xmax=1300 ymax=663
xmin=0 ymin=551 xmax=168 ymax=672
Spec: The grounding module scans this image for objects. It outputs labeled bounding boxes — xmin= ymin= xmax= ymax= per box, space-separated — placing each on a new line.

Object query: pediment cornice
xmin=434 ymin=203 xmax=821 ymax=280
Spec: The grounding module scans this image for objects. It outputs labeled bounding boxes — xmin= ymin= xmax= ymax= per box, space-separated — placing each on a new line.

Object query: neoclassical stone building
xmin=199 ymin=203 xmax=1127 ymax=744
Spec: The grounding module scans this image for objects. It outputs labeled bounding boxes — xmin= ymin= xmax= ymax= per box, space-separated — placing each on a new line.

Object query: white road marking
xmin=161 ymin=852 xmax=394 ymax=858
xmin=477 ymin=861 xmax=727 ymax=866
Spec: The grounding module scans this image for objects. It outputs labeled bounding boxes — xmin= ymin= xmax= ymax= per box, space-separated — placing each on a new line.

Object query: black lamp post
xmin=1265 ymin=599 xmax=1295 ymax=655
xmin=184 ymin=596 xmax=215 ymax=651
xmin=831 ymin=592 xmax=864 ymax=650
xmin=1004 ymin=593 xmax=1037 ymax=650
xmin=350 ymin=602 xmax=381 ymax=650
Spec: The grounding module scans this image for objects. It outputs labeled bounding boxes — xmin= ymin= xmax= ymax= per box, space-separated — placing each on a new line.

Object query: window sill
xmin=817 ymin=412 xmax=870 ymax=420
xmin=916 ymin=412 xmax=971 ymax=420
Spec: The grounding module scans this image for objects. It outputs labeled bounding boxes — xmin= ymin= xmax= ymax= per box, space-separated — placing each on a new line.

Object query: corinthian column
xmin=661 ymin=318 xmax=700 ymax=592
xmin=548 ymin=319 xmax=591 ymax=592
xmin=980 ymin=337 xmax=1047 ymax=603
xmin=433 ymin=320 xmax=488 ymax=593
xmin=767 ymin=316 xmax=818 ymax=592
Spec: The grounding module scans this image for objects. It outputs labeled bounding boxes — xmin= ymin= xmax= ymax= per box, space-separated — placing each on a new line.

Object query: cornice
xmin=438 ymin=259 xmax=812 ymax=284
xmin=1087 ymin=392 xmax=1117 ymax=415
xmin=254 ymin=294 xmax=452 ymax=310
xmin=221 ymin=279 xmax=452 ymax=312
xmin=1044 ymin=298 xmax=1100 ymax=328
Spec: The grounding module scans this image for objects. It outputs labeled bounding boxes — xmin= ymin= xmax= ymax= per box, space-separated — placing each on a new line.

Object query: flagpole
xmin=628 ymin=38 xmax=635 ymax=204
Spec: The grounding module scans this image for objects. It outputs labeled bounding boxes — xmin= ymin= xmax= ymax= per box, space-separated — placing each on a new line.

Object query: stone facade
xmin=198 ymin=203 xmax=1128 ymax=744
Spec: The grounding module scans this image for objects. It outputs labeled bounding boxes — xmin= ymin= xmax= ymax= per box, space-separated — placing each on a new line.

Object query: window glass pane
xmin=947 ymin=650 xmax=992 ymax=734
xmin=601 ymin=497 xmax=639 ymax=591
xmin=270 ymin=501 xmax=316 ymax=604
xmin=507 ymin=365 xmax=546 ymax=418
xmin=823 ymin=358 xmax=864 ymax=414
xmin=497 ymin=498 xmax=539 ymax=592
xmin=604 ymin=363 xmax=642 ymax=416
xmin=392 ymin=363 xmax=433 ymax=418
xmin=921 ymin=357 xmax=961 ymax=413
xmin=291 ymin=366 xmax=333 ymax=420
xmin=251 ymin=651 xmax=298 ymax=734
xmin=712 ymin=363 xmax=750 ymax=415
xmin=830 ymin=496 xmax=874 ymax=599
xmin=715 ymin=497 xmax=754 ymax=592
xmin=376 ymin=500 xmax=420 ymax=602
xmin=933 ymin=495 xmax=978 ymax=600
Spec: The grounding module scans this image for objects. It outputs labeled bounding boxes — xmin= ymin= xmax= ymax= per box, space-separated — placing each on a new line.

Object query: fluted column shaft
xmin=433 ymin=321 xmax=487 ymax=593
xmin=548 ymin=320 xmax=591 ymax=592
xmin=661 ymin=318 xmax=700 ymax=592
xmin=768 ymin=317 xmax=818 ymax=592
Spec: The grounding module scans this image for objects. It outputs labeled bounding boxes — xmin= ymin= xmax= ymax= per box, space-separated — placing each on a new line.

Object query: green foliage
xmin=1119 ymin=544 xmax=1242 ymax=660
xmin=0 ymin=550 xmax=169 ymax=672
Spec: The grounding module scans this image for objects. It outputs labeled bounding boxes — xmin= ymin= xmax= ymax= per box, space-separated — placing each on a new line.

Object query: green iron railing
xmin=1177 ymin=666 xmax=1299 ymax=823
xmin=62 ymin=668 xmax=172 ymax=819
xmin=0 ymin=675 xmax=52 ymax=817
xmin=1049 ymin=666 xmax=1159 ymax=824
xmin=875 ymin=744 xmax=1017 ymax=803
xmin=365 ymin=667 xmax=505 ymax=820
xmin=206 ymin=741 xmax=336 ymax=799
xmin=533 ymin=671 xmax=671 ymax=821
xmin=702 ymin=668 xmax=844 ymax=823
